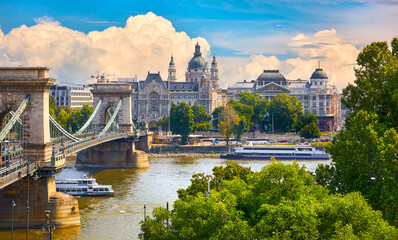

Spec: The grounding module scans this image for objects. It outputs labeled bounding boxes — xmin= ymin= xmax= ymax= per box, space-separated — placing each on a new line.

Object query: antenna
xmin=318 ymin=60 xmax=320 ymax=69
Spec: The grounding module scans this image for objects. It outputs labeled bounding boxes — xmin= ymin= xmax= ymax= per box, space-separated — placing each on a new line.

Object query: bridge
xmin=0 ymin=67 xmax=151 ymax=230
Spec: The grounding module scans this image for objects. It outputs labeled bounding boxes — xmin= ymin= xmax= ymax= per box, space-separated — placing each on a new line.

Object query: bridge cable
xmin=0 ymin=95 xmax=30 ymax=142
xmin=48 ymin=115 xmax=81 ymax=142
xmin=98 ymin=99 xmax=122 ymax=137
xmin=74 ymin=99 xmax=102 ymax=135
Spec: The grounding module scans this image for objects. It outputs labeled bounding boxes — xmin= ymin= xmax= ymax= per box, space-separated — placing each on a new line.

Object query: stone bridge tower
xmin=91 ymin=83 xmax=134 ymax=134
xmin=0 ymin=67 xmax=80 ymax=229
xmin=0 ymin=67 xmax=54 ymax=162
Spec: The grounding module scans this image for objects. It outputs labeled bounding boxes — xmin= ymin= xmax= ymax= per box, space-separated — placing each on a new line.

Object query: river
xmin=0 ymin=157 xmax=330 ymax=240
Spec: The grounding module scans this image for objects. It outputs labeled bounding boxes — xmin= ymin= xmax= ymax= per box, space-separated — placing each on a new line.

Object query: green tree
xmin=295 ymin=112 xmax=318 ymax=132
xmin=196 ymin=121 xmax=212 ymax=131
xmin=267 ymin=94 xmax=303 ymax=132
xmin=342 ymin=38 xmax=398 ymax=128
xmin=140 ymin=162 xmax=398 ymax=239
xmin=191 ymin=105 xmax=209 ymax=124
xmin=170 ymin=103 xmax=195 ymax=145
xmin=228 ymin=99 xmax=254 ymax=128
xmin=157 ymin=116 xmax=169 ymax=131
xmin=234 ymin=116 xmax=248 ymax=142
xmin=56 ymin=109 xmax=69 ymax=129
xmin=218 ymin=106 xmax=240 ymax=145
xmin=211 ymin=106 xmax=224 ymax=128
xmin=316 ymin=111 xmax=398 ymax=226
xmin=237 ymin=92 xmax=269 ymax=130
xmin=49 ymin=96 xmax=57 ymax=109
xmin=299 ymin=122 xmax=321 ymax=139
xmin=67 ymin=108 xmax=82 ymax=132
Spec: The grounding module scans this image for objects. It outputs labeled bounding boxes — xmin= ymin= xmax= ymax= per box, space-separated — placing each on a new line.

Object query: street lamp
xmin=26 ymin=161 xmax=30 ymax=240
xmin=11 ymin=200 xmax=16 ymax=240
xmin=42 ymin=210 xmax=55 ymax=240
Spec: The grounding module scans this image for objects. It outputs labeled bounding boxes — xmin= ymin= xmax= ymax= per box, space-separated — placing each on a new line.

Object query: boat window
xmin=82 ymin=181 xmax=88 ymax=184
xmin=83 ymin=189 xmax=87 ymax=191
xmin=296 ymin=153 xmax=312 ymax=156
xmin=94 ymin=188 xmax=98 ymax=191
xmin=99 ymin=188 xmax=104 ymax=192
xmin=105 ymin=188 xmax=109 ymax=191
xmin=77 ymin=181 xmax=82 ymax=184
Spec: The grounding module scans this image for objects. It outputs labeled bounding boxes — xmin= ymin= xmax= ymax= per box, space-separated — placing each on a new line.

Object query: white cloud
xmin=0 ymin=12 xmax=210 ymax=84
xmin=0 ymin=13 xmax=358 ymax=91
xmin=218 ymin=29 xmax=360 ymax=91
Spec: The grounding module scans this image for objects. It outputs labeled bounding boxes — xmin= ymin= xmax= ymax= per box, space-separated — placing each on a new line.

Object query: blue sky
xmin=0 ymin=0 xmax=397 ymax=89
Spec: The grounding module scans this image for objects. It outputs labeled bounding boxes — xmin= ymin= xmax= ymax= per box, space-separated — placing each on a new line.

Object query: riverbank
xmin=148 ymin=153 xmax=220 ymax=158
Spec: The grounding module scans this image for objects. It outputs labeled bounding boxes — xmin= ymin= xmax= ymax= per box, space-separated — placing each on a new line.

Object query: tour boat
xmin=55 ymin=177 xmax=115 ymax=196
xmin=221 ymin=146 xmax=329 ymax=160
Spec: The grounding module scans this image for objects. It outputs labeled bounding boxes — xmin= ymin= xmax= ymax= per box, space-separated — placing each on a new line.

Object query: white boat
xmin=55 ymin=177 xmax=115 ymax=196
xmin=221 ymin=146 xmax=329 ymax=160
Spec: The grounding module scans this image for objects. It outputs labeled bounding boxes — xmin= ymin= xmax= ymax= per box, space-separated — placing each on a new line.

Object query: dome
xmin=188 ymin=42 xmax=208 ymax=69
xmin=188 ymin=56 xmax=207 ymax=69
xmin=311 ymin=68 xmax=328 ymax=79
xmin=257 ymin=70 xmax=286 ymax=82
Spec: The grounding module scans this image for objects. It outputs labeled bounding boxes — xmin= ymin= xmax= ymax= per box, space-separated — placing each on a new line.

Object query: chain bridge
xmin=0 ymin=67 xmax=152 ymax=230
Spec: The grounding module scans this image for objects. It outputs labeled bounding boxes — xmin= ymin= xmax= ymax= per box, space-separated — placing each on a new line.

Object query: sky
xmin=0 ymin=0 xmax=397 ymax=90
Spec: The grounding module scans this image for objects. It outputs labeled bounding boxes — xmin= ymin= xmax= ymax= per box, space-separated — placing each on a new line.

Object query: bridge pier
xmin=0 ymin=175 xmax=80 ymax=229
xmin=76 ymin=138 xmax=148 ymax=168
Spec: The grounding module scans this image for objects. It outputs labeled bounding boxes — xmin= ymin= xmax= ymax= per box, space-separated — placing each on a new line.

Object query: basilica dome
xmin=311 ymin=68 xmax=328 ymax=79
xmin=188 ymin=56 xmax=207 ymax=69
xmin=188 ymin=42 xmax=207 ymax=69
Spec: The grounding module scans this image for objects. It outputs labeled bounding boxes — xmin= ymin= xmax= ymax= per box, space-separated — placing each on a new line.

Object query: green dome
xmin=188 ymin=56 xmax=207 ymax=69
xmin=311 ymin=68 xmax=328 ymax=79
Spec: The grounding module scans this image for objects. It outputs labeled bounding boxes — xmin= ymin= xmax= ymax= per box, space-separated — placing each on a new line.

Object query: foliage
xmin=228 ymin=99 xmax=254 ymax=128
xmin=170 ymin=102 xmax=195 ymax=145
xmin=49 ymin=96 xmax=57 ymax=109
xmin=211 ymin=106 xmax=224 ymax=128
xmin=234 ymin=116 xmax=248 ymax=142
xmin=295 ymin=112 xmax=318 ymax=132
xmin=316 ymin=111 xmax=398 ymax=226
xmin=196 ymin=121 xmax=212 ymax=131
xmin=218 ymin=105 xmax=239 ymax=145
xmin=267 ymin=94 xmax=303 ymax=133
xmin=299 ymin=122 xmax=321 ymax=139
xmin=157 ymin=116 xmax=169 ymax=131
xmin=237 ymin=92 xmax=269 ymax=130
xmin=51 ymin=104 xmax=93 ymax=133
xmin=149 ymin=122 xmax=158 ymax=131
xmin=342 ymin=38 xmax=398 ymax=128
xmin=140 ymin=162 xmax=398 ymax=239
xmin=191 ymin=105 xmax=210 ymax=124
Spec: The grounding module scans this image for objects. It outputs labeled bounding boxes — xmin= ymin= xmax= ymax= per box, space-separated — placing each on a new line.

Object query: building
xmin=117 ymin=43 xmax=222 ymax=124
xmin=227 ymin=68 xmax=341 ymax=132
xmin=50 ymin=83 xmax=93 ymax=109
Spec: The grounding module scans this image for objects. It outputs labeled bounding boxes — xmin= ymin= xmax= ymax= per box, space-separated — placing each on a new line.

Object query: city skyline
xmin=1 ymin=0 xmax=397 ymax=90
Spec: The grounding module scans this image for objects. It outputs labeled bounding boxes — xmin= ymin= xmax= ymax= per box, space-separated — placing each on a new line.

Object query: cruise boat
xmin=55 ymin=177 xmax=115 ymax=196
xmin=221 ymin=146 xmax=329 ymax=160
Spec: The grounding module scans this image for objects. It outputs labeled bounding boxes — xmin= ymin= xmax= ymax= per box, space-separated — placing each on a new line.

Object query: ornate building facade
xmin=227 ymin=68 xmax=341 ymax=132
xmin=127 ymin=43 xmax=221 ymax=124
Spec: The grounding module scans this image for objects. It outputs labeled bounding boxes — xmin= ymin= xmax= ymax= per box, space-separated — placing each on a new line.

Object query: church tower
xmin=210 ymin=54 xmax=219 ymax=89
xmin=168 ymin=55 xmax=177 ymax=81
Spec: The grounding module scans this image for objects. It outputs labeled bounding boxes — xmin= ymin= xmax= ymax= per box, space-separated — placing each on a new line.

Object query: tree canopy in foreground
xmin=140 ymin=162 xmax=397 ymax=240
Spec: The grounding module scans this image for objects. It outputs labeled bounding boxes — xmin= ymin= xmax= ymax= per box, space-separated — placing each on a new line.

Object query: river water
xmin=0 ymin=157 xmax=330 ymax=240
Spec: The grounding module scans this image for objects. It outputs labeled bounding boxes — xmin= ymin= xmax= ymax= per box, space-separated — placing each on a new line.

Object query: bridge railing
xmin=0 ymin=160 xmax=38 ymax=189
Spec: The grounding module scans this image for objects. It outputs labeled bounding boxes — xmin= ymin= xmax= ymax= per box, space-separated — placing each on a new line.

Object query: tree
xmin=56 ymin=109 xmax=69 ymax=129
xmin=228 ymin=99 xmax=254 ymax=128
xmin=267 ymin=94 xmax=303 ymax=133
xmin=316 ymin=111 xmax=398 ymax=226
xmin=237 ymin=92 xmax=269 ymax=130
xmin=170 ymin=103 xmax=195 ymax=145
xmin=211 ymin=106 xmax=224 ymax=128
xmin=299 ymin=122 xmax=321 ymax=139
xmin=295 ymin=112 xmax=318 ymax=132
xmin=342 ymin=38 xmax=398 ymax=128
xmin=234 ymin=116 xmax=248 ymax=142
xmin=191 ymin=105 xmax=209 ymax=124
xmin=218 ymin=106 xmax=239 ymax=145
xmin=140 ymin=162 xmax=398 ymax=239
xmin=49 ymin=96 xmax=57 ymax=109
xmin=157 ymin=116 xmax=169 ymax=131
xmin=196 ymin=121 xmax=212 ymax=131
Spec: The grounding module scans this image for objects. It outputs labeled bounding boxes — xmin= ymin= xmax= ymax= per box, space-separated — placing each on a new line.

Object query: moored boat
xmin=55 ymin=177 xmax=115 ymax=196
xmin=221 ymin=146 xmax=329 ymax=160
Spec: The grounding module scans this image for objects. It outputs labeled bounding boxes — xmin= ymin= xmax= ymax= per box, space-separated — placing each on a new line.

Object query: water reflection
xmin=0 ymin=157 xmax=330 ymax=240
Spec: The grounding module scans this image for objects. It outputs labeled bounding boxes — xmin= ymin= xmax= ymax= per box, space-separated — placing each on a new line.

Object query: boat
xmin=221 ymin=146 xmax=329 ymax=160
xmin=55 ymin=177 xmax=115 ymax=196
